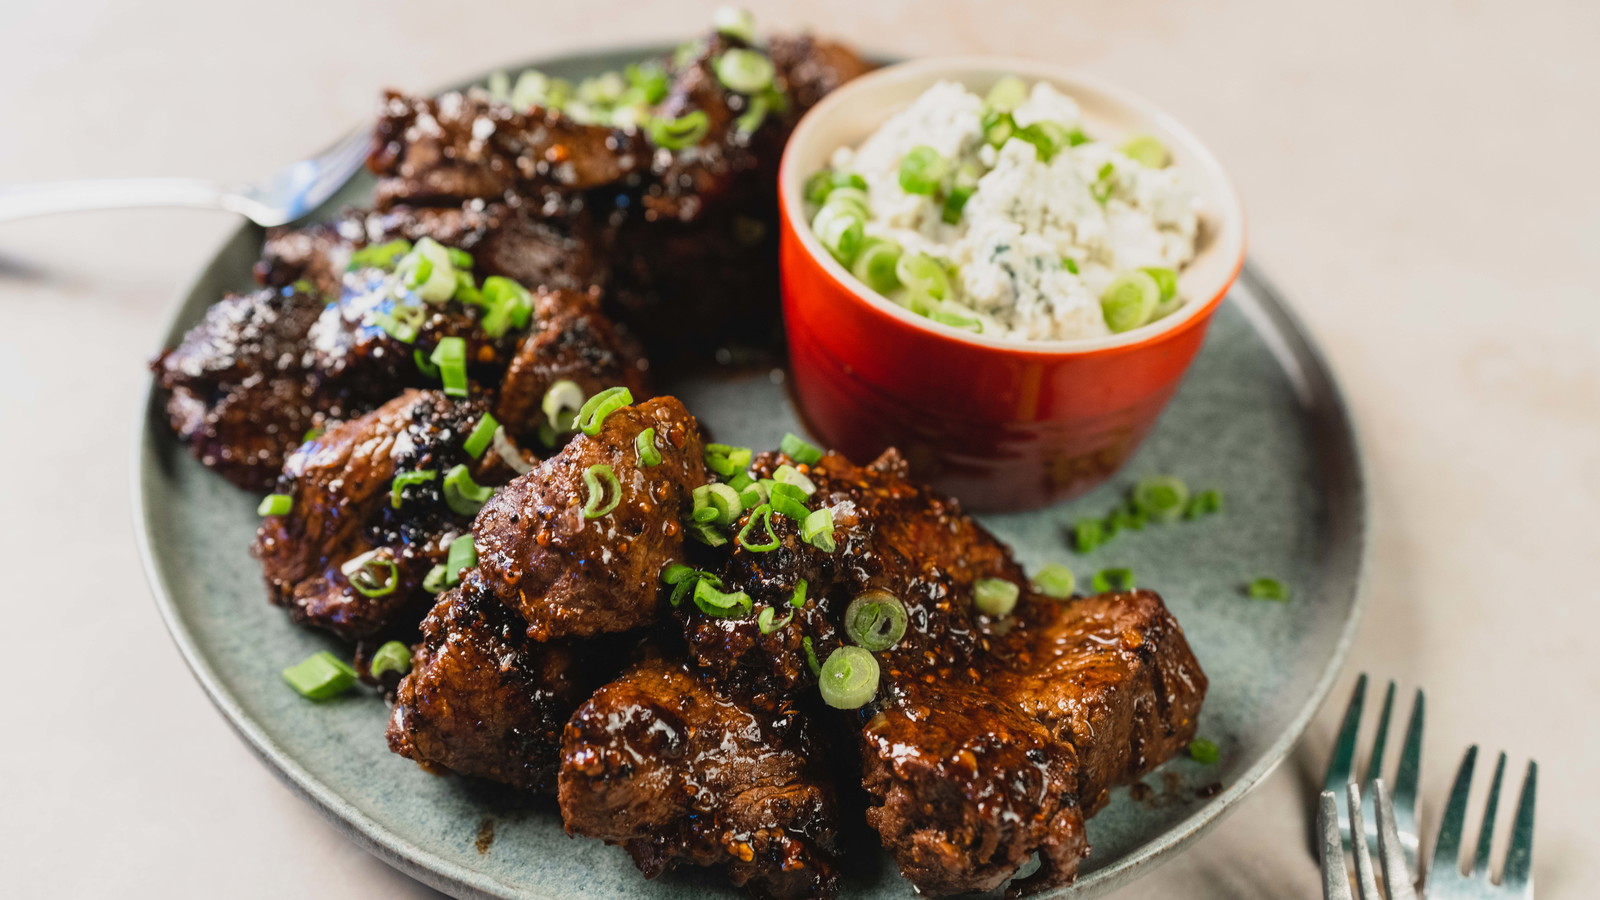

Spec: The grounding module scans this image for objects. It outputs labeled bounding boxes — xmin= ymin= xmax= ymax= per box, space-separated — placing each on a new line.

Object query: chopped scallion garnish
xmin=768 ymin=482 xmax=810 ymax=520
xmin=714 ymin=48 xmax=774 ymax=94
xmin=648 ymin=110 xmax=710 ymax=150
xmin=757 ymin=606 xmax=793 ymax=634
xmin=692 ymin=482 xmax=744 ymax=526
xmin=258 ymin=493 xmax=293 ymax=516
xmin=370 ymin=640 xmax=412 ymax=679
xmin=818 ymin=646 xmax=879 ymax=709
xmin=693 ymin=579 xmax=753 ymax=618
xmin=1132 ymin=475 xmax=1190 ymax=523
xmin=1121 ymin=134 xmax=1170 ymax=168
xmin=446 ymin=533 xmax=477 ymax=583
xmin=1073 ymin=519 xmax=1107 ymax=553
xmin=844 ymin=589 xmax=908 ymax=651
xmin=463 ymin=414 xmax=499 ymax=459
xmin=984 ymin=76 xmax=1028 ymax=113
xmin=789 ymin=579 xmax=808 ymax=608
xmin=347 ymin=239 xmax=413 ymax=271
xmin=390 ymin=469 xmax=438 ymax=509
xmin=1188 ymin=738 xmax=1220 ymax=764
xmin=772 ymin=464 xmax=816 ymax=496
xmin=1030 ymin=564 xmax=1076 ymax=599
xmin=1248 ymin=578 xmax=1289 ymax=601
xmin=422 ymin=564 xmax=449 ymax=594
xmin=779 ymin=432 xmax=824 ymax=466
xmin=801 ymin=507 xmax=835 ymax=552
xmin=1091 ymin=567 xmax=1136 ymax=593
xmin=344 ymin=551 xmax=399 ymax=598
xmin=704 ymin=443 xmax=753 ymax=478
xmin=442 ymin=464 xmax=494 ymax=516
xmin=430 ymin=337 xmax=469 ymax=397
xmin=851 ymin=238 xmax=903 ymax=294
xmin=576 ymin=386 xmax=633 ymax=436
xmin=973 ymin=578 xmax=1020 ymax=618
xmin=712 ymin=5 xmax=757 ymax=43
xmin=803 ymin=636 xmax=821 ymax=676
xmin=898 ymin=145 xmax=948 ymax=195
xmin=737 ymin=503 xmax=780 ymax=552
xmin=635 ymin=427 xmax=662 ymax=467
xmin=1101 ymin=270 xmax=1160 ymax=333
xmin=282 ymin=651 xmax=357 ymax=700
xmin=581 ymin=464 xmax=622 ymax=518
xmin=1187 ymin=489 xmax=1224 ymax=519
xmin=541 ymin=380 xmax=585 ymax=434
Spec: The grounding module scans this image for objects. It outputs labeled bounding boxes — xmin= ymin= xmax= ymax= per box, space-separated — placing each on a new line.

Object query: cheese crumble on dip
xmin=805 ymin=78 xmax=1199 ymax=341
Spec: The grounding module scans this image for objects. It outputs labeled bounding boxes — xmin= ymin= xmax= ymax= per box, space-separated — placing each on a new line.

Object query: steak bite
xmin=987 ymin=589 xmax=1209 ymax=813
xmin=473 ymin=395 xmax=706 ymax=640
xmin=768 ymin=33 xmax=876 ymax=113
xmin=559 ymin=652 xmax=839 ymax=900
xmin=252 ymin=389 xmax=526 ymax=641
xmin=386 ymin=571 xmax=609 ymax=792
xmin=152 ymin=284 xmax=328 ymax=490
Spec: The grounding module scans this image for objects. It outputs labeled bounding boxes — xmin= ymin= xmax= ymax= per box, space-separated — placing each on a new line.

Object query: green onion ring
xmin=801 ymin=507 xmax=835 ymax=552
xmin=772 ymin=464 xmax=817 ymax=496
xmin=443 ymin=464 xmax=495 ymax=516
xmin=1031 ymin=564 xmax=1076 ymax=599
xmin=844 ymin=589 xmax=909 ymax=651
xmin=756 ymin=606 xmax=793 ymax=634
xmin=463 ymin=414 xmax=498 ymax=459
xmin=818 ymin=646 xmax=880 ymax=709
xmin=693 ymin=579 xmax=753 ymax=618
xmin=779 ymin=432 xmax=823 ymax=465
xmin=1131 ymin=475 xmax=1190 ymax=522
xmin=1090 ymin=567 xmax=1136 ymax=593
xmin=736 ymin=503 xmax=780 ymax=552
xmin=389 ymin=469 xmax=438 ymax=509
xmin=576 ymin=386 xmax=634 ymax=436
xmin=647 ymin=110 xmax=710 ymax=150
xmin=581 ymin=464 xmax=622 ymax=519
xmin=635 ymin=427 xmax=662 ymax=466
xmin=802 ymin=636 xmax=822 ymax=676
xmin=370 ymin=640 xmax=413 ymax=679
xmin=973 ymin=578 xmax=1020 ymax=618
xmin=257 ymin=493 xmax=293 ymax=516
xmin=541 ymin=380 xmax=585 ymax=433
xmin=430 ymin=337 xmax=469 ymax=397
xmin=344 ymin=551 xmax=399 ymax=598
xmin=789 ymin=579 xmax=808 ymax=608
xmin=715 ymin=48 xmax=775 ymax=95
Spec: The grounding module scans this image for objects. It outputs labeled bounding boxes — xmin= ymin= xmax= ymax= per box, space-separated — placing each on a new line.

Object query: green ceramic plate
xmin=135 ymin=44 xmax=1365 ymax=899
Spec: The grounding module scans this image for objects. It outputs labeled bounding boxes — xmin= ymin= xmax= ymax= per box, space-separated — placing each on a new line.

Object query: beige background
xmin=2 ymin=0 xmax=1595 ymax=896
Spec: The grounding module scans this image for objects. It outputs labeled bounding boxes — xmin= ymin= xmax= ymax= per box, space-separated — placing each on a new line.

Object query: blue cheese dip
xmin=806 ymin=78 xmax=1199 ymax=340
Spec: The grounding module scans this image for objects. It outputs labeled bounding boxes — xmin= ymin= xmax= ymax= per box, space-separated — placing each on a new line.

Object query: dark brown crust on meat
xmin=473 ymin=396 xmax=706 ymax=640
xmin=386 ymin=572 xmax=609 ymax=791
xmin=495 ymin=289 xmax=647 ymax=443
xmin=560 ymin=653 xmax=839 ymax=899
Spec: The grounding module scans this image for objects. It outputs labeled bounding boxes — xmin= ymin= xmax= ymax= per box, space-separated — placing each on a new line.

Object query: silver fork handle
xmin=0 ymin=178 xmax=258 ymax=223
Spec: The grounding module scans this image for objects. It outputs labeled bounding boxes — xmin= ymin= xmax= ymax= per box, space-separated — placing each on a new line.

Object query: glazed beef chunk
xmin=152 ymin=284 xmax=328 ymax=490
xmin=560 ymin=652 xmax=839 ymax=900
xmin=386 ymin=571 xmax=610 ymax=792
xmin=767 ymin=34 xmax=875 ymax=113
xmin=473 ymin=396 xmax=705 ymax=640
xmin=252 ymin=389 xmax=528 ymax=641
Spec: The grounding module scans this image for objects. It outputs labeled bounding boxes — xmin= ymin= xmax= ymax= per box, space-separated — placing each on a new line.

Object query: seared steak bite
xmin=768 ymin=34 xmax=875 ymax=113
xmin=473 ymin=396 xmax=706 ymax=640
xmin=386 ymin=571 xmax=610 ymax=792
xmin=252 ymin=389 xmax=526 ymax=641
xmin=152 ymin=284 xmax=328 ymax=490
xmin=560 ymin=651 xmax=839 ymax=900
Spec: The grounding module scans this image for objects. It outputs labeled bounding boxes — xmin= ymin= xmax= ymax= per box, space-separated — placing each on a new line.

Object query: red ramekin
xmin=778 ymin=58 xmax=1246 ymax=512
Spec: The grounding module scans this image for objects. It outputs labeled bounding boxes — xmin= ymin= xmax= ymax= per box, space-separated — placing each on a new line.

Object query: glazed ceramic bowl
xmin=778 ymin=57 xmax=1246 ymax=511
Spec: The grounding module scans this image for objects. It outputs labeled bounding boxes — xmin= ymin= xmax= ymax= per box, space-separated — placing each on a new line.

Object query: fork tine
xmin=1372 ymin=780 xmax=1418 ymax=900
xmin=1318 ymin=790 xmax=1355 ymax=900
xmin=1499 ymin=760 xmax=1538 ymax=894
xmin=1390 ymin=689 xmax=1425 ymax=872
xmin=1324 ymin=674 xmax=1369 ymax=843
xmin=1430 ymin=745 xmax=1479 ymax=884
xmin=1360 ymin=681 xmax=1397 ymax=852
xmin=1470 ymin=752 xmax=1508 ymax=877
xmin=1346 ymin=783 xmax=1382 ymax=900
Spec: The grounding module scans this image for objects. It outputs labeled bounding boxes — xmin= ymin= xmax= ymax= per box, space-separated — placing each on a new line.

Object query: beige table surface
xmin=3 ymin=0 xmax=1595 ymax=896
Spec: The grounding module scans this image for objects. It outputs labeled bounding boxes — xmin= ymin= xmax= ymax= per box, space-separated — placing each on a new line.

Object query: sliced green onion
xmin=818 ymin=646 xmax=879 ymax=709
xmin=541 ymin=380 xmax=584 ymax=434
xmin=712 ymin=6 xmax=757 ymax=43
xmin=803 ymin=170 xmax=836 ymax=207
xmin=844 ymin=589 xmax=909 ymax=651
xmin=803 ymin=636 xmax=821 ymax=676
xmin=715 ymin=48 xmax=774 ymax=94
xmin=390 ymin=469 xmax=437 ymax=509
xmin=372 ymin=304 xmax=425 ymax=343
xmin=1073 ymin=518 xmax=1107 ymax=553
xmin=430 ymin=337 xmax=469 ymax=397
xmin=981 ymin=108 xmax=1016 ymax=148
xmin=282 ymin=651 xmax=357 ymax=700
xmin=768 ymin=482 xmax=811 ymax=520
xmin=801 ymin=507 xmax=836 ymax=552
xmin=463 ymin=414 xmax=498 ymax=459
xmin=453 ymin=270 xmax=482 ymax=306
xmin=692 ymin=482 xmax=744 ymax=526
xmin=1067 ymin=126 xmax=1091 ymax=147
xmin=757 ymin=606 xmax=793 ymax=634
xmin=930 ymin=303 xmax=983 ymax=332
xmin=399 ymin=238 xmax=458 ymax=304
xmin=661 ymin=563 xmax=697 ymax=585
xmin=1091 ymin=567 xmax=1136 ymax=593
xmin=814 ymin=205 xmax=865 ymax=266
xmin=734 ymin=92 xmax=771 ymax=134
xmin=789 ymin=579 xmax=808 ymax=608
xmin=1091 ymin=161 xmax=1117 ymax=205
xmin=984 ymin=76 xmax=1028 ymax=112
xmin=1031 ymin=564 xmax=1076 ymax=599
xmin=1108 ymin=501 xmax=1147 ymax=533
xmin=851 ymin=239 xmax=902 ymax=294
xmin=693 ymin=578 xmax=753 ymax=618
xmin=704 ymin=443 xmax=753 ymax=478
xmin=1063 ymin=257 xmax=1080 ymax=275
xmin=974 ymin=578 xmax=1020 ymax=618
xmin=1141 ymin=267 xmax=1178 ymax=302
xmin=302 ymin=427 xmax=324 ymax=443
xmin=258 ymin=493 xmax=293 ymax=516
xmin=648 ymin=110 xmax=710 ymax=150
xmin=727 ymin=471 xmax=755 ymax=491
xmin=635 ymin=428 xmax=662 ymax=467
xmin=576 ymin=386 xmax=633 ymax=436
xmin=896 ymin=252 xmax=951 ymax=306
xmin=442 ymin=464 xmax=494 ymax=516
xmin=1186 ymin=489 xmax=1224 ymax=519
xmin=1248 ymin=578 xmax=1289 ymax=601
xmin=422 ymin=564 xmax=449 ymax=594
xmin=405 ymin=253 xmax=434 ymax=285
xmin=1121 ymin=134 xmax=1170 ymax=168
xmin=940 ymin=164 xmax=980 ymax=225
xmin=822 ymin=186 xmax=870 ymax=217
xmin=1151 ymin=293 xmax=1185 ymax=322
xmin=779 ymin=432 xmax=824 ymax=465
xmin=737 ymin=504 xmax=780 ymax=552
xmin=446 ymin=533 xmax=477 ymax=583
xmin=348 ymin=239 xmax=413 ymax=271
xmin=772 ymin=464 xmax=816 ymax=496
xmin=1101 ymin=270 xmax=1160 ymax=333
xmin=581 ymin=464 xmax=622 ymax=519
xmin=446 ymin=247 xmax=474 ymax=270
xmin=478 ymin=276 xmax=532 ymax=338
xmin=1188 ymin=738 xmax=1220 ymax=764
xmin=344 ymin=551 xmax=399 ymax=598
xmin=663 ymin=565 xmax=717 ymax=606
xmin=1132 ymin=475 xmax=1190 ymax=523
xmin=689 ymin=521 xmax=729 ymax=547
xmin=897 ymin=145 xmax=948 ymax=195
xmin=371 ymin=640 xmax=412 ymax=679
xmin=1014 ymin=120 xmax=1073 ymax=163
xmin=414 ymin=348 xmax=440 ymax=379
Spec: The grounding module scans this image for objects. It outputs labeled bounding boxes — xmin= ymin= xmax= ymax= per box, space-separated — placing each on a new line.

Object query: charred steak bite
xmin=152 ymin=284 xmax=328 ymax=490
xmin=560 ymin=651 xmax=839 ymax=900
xmin=474 ymin=395 xmax=705 ymax=640
xmin=252 ymin=389 xmax=527 ymax=641
xmin=767 ymin=33 xmax=875 ymax=113
xmin=387 ymin=571 xmax=611 ymax=792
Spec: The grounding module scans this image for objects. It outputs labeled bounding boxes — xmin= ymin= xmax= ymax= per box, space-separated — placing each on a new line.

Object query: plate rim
xmin=132 ymin=44 xmax=1369 ymax=900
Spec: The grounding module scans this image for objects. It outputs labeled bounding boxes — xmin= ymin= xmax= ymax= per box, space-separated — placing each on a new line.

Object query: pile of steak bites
xmin=151 ymin=25 xmax=1206 ymax=899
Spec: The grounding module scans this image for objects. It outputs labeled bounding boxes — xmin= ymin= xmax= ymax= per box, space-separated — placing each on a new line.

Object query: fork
xmin=1318 ymin=779 xmax=1417 ymax=900
xmin=1324 ymin=674 xmax=1427 ymax=878
xmin=0 ymin=130 xmax=369 ymax=227
xmin=1425 ymin=746 xmax=1538 ymax=899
